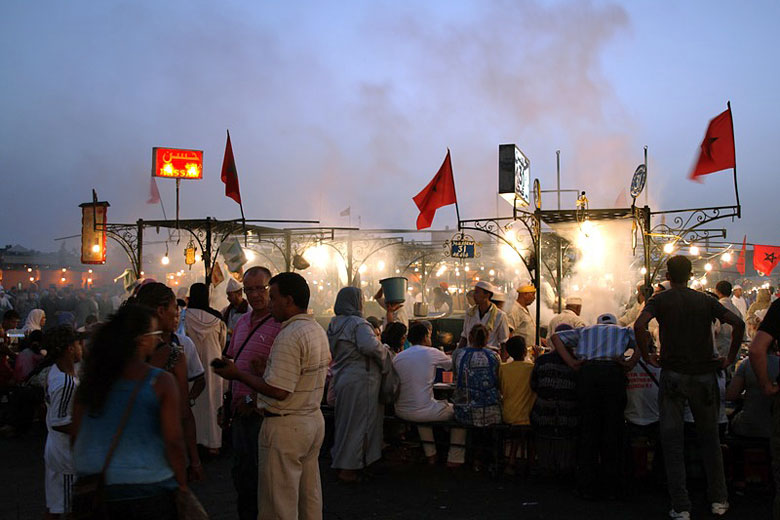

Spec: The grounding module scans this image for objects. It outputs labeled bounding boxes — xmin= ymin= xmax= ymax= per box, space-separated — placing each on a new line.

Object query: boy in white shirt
xmin=43 ymin=325 xmax=82 ymax=518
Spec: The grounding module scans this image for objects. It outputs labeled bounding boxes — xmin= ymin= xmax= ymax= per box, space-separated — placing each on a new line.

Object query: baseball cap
xmin=597 ymin=313 xmax=617 ymax=325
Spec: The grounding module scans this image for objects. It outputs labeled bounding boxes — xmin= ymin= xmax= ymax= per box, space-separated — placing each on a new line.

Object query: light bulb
xmin=663 ymin=243 xmax=675 ymax=254
xmin=689 ymin=246 xmax=699 ymax=256
xmin=161 ymin=255 xmax=170 ymax=266
xmin=721 ymin=252 xmax=732 ymax=263
xmin=704 ymin=263 xmax=713 ymax=272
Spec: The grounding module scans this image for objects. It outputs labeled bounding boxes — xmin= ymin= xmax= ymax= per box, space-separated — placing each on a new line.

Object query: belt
xmin=261 ymin=410 xmax=285 ymax=418
xmin=586 ymin=358 xmax=621 ymax=364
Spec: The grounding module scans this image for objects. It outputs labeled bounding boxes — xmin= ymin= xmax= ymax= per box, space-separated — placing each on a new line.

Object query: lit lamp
xmin=79 ymin=199 xmax=109 ymax=264
xmin=184 ymin=241 xmax=197 ymax=270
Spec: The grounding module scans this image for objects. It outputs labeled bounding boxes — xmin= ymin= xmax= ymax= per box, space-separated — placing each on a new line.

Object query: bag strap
xmin=637 ymin=359 xmax=660 ymax=387
xmin=230 ymin=314 xmax=272 ymax=362
xmin=100 ymin=368 xmax=150 ymax=475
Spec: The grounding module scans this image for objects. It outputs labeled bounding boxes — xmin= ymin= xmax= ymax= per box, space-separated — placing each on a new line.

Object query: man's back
xmin=393 ymin=345 xmax=451 ymax=417
xmin=644 ymin=287 xmax=730 ymax=374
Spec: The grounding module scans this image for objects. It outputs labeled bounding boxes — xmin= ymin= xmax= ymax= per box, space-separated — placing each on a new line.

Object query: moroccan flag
xmin=753 ymin=244 xmax=780 ymax=276
xmin=736 ymin=235 xmax=747 ymax=275
xmin=220 ymin=130 xmax=242 ymax=204
xmin=413 ymin=150 xmax=457 ymax=230
xmin=147 ymin=176 xmax=161 ymax=204
xmin=689 ymin=107 xmax=736 ymax=181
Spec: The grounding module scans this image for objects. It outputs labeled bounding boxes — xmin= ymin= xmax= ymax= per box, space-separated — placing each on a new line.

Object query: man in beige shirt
xmin=215 ymin=272 xmax=331 ymax=520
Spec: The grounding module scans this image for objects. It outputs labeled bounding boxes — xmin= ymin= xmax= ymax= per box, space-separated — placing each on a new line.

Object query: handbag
xmin=175 ymin=487 xmax=209 ymax=520
xmin=220 ymin=315 xmax=272 ymax=427
xmin=69 ymin=370 xmax=149 ymax=520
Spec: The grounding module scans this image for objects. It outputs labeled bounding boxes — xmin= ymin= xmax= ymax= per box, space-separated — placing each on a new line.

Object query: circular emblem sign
xmin=630 ymin=164 xmax=647 ymax=199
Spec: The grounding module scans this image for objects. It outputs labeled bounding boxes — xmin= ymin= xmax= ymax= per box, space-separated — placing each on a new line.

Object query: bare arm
xmin=155 ymin=371 xmax=188 ymax=490
xmin=173 ymin=355 xmax=203 ymax=480
xmin=551 ymin=333 xmax=583 ymax=370
xmin=719 ymin=310 xmax=746 ymax=368
xmin=188 ymin=374 xmax=205 ymax=401
xmin=213 ymin=357 xmax=290 ymax=401
xmin=633 ymin=310 xmax=657 ymax=366
xmin=748 ymin=331 xmax=779 ymax=396
xmin=724 ymin=374 xmax=745 ymax=401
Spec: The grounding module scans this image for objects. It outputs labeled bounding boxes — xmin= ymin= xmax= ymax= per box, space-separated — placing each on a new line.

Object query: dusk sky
xmin=2 ymin=0 xmax=778 ymax=252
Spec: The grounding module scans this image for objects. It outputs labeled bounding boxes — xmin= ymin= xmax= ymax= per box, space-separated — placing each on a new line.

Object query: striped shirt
xmin=226 ymin=311 xmax=282 ymax=407
xmin=258 ymin=313 xmax=331 ymax=416
xmin=556 ymin=324 xmax=636 ymax=360
xmin=45 ymin=365 xmax=78 ymax=473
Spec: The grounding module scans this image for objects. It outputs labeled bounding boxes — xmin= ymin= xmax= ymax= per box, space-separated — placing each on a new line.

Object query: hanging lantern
xmin=184 ymin=241 xmax=197 ymax=269
xmin=79 ymin=200 xmax=109 ymax=264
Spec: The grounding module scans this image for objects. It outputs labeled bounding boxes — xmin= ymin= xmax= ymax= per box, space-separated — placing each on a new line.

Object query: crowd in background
xmin=0 ymin=260 xmax=779 ymax=519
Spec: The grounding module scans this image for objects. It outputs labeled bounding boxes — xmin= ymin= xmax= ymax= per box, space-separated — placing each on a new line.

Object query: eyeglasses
xmin=244 ymin=285 xmax=270 ymax=294
xmin=142 ymin=330 xmax=163 ymax=337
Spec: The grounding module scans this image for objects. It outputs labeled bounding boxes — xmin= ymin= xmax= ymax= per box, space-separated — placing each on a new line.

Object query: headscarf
xmin=22 ymin=309 xmax=45 ymax=334
xmin=187 ymin=283 xmax=223 ymax=320
xmin=327 ymin=287 xmax=365 ymax=351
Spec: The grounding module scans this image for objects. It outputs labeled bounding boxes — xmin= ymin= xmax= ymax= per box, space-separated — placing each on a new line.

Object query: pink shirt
xmin=226 ymin=311 xmax=281 ymax=407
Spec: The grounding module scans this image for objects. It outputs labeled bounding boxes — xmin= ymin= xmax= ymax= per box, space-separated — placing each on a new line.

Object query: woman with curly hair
xmin=71 ymin=304 xmax=187 ymax=518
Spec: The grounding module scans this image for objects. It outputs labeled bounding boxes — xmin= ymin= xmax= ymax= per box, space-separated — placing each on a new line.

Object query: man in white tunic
xmin=731 ymin=285 xmax=747 ymax=318
xmin=458 ymin=281 xmax=509 ymax=349
xmin=547 ymin=296 xmax=586 ymax=339
xmin=507 ymin=283 xmax=538 ymax=347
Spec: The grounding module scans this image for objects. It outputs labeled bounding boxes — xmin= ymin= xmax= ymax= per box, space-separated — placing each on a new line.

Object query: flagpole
xmin=448 ymin=148 xmax=462 ymax=230
xmin=728 ymin=101 xmax=741 ymax=218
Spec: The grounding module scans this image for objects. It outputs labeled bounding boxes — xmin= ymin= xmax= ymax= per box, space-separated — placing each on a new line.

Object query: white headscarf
xmin=22 ymin=309 xmax=45 ymax=334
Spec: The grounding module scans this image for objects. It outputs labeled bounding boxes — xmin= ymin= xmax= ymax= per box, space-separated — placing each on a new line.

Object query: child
xmin=499 ymin=335 xmax=536 ymax=474
xmin=42 ymin=325 xmax=82 ymax=518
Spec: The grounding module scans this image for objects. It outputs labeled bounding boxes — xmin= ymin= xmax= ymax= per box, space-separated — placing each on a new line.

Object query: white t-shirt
xmin=393 ymin=345 xmax=453 ymax=422
xmin=174 ymin=332 xmax=205 ymax=381
xmin=624 ymin=362 xmax=660 ymax=426
xmin=44 ymin=364 xmax=78 ymax=473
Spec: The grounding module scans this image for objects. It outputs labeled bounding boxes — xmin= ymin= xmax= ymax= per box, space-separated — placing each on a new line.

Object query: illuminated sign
xmin=498 ymin=144 xmax=530 ymax=207
xmin=152 ymin=147 xmax=203 ymax=179
xmin=444 ymin=233 xmax=482 ymax=259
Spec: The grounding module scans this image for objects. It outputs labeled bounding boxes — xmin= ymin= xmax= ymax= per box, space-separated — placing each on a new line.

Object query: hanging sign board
xmin=79 ymin=201 xmax=109 ymax=264
xmin=498 ymin=144 xmax=530 ymax=207
xmin=152 ymin=147 xmax=204 ymax=179
xmin=445 ymin=233 xmax=481 ymax=259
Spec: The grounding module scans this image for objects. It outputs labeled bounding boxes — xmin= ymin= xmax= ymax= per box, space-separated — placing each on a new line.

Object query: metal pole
xmin=284 ymin=231 xmax=292 ymax=272
xmin=727 ymin=101 xmax=741 ymax=218
xmin=534 ymin=212 xmax=542 ymax=346
xmin=643 ymin=207 xmax=651 ymax=287
xmin=136 ymin=219 xmax=144 ymax=280
xmin=556 ymin=150 xmax=562 ymax=313
xmin=204 ymin=217 xmax=212 ymax=288
xmin=175 ymin=178 xmax=181 ymax=229
xmin=644 ymin=146 xmax=649 ymax=207
xmin=347 ymin=231 xmax=354 ymax=286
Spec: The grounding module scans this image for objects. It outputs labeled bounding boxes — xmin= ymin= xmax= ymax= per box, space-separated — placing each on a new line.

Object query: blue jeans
xmin=659 ymin=369 xmax=727 ymax=512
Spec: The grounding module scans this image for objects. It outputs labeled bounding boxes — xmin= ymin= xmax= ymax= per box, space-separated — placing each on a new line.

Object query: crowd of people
xmin=1 ymin=254 xmax=779 ymax=519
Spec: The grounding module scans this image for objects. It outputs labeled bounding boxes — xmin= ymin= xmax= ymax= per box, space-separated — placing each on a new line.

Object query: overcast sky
xmin=2 ymin=0 xmax=778 ymax=252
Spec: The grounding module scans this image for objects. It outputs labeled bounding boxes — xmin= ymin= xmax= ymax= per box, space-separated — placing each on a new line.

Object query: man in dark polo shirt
xmin=634 ymin=255 xmax=744 ymax=519
xmin=748 ymin=298 xmax=780 ymax=519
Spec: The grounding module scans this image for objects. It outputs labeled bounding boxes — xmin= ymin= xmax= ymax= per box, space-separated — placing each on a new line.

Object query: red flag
xmin=220 ymin=131 xmax=242 ymax=204
xmin=753 ymin=244 xmax=780 ymax=276
xmin=736 ymin=235 xmax=747 ymax=275
xmin=147 ymin=176 xmax=161 ymax=204
xmin=413 ymin=150 xmax=457 ymax=230
xmin=689 ymin=107 xmax=735 ymax=181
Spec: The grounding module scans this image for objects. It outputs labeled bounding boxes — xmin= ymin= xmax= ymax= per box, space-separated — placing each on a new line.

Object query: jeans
xmin=231 ymin=412 xmax=263 ymax=520
xmin=576 ymin=361 xmax=627 ymax=495
xmin=659 ymin=369 xmax=727 ymax=512
xmin=105 ymin=491 xmax=177 ymax=519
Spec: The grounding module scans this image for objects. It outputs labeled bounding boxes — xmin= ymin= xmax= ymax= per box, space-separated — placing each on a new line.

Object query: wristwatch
xmin=244 ymin=394 xmax=254 ymax=405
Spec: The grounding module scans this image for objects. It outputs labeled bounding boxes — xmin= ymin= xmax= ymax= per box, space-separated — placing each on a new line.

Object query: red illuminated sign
xmin=152 ymin=147 xmax=203 ymax=179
